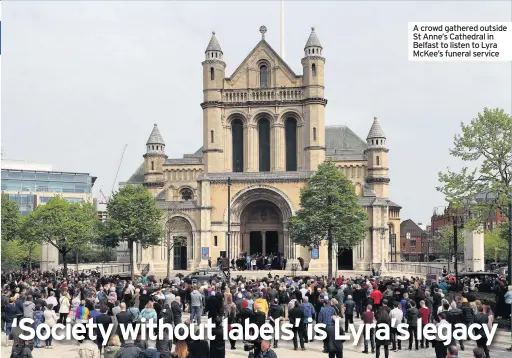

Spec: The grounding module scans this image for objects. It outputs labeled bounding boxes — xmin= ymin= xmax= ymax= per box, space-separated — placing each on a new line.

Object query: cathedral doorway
xmin=173 ymin=243 xmax=187 ymax=270
xmin=241 ymin=201 xmax=283 ymax=256
xmin=337 ymin=248 xmax=354 ymax=270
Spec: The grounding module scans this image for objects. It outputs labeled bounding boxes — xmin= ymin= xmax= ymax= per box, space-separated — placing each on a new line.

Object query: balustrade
xmin=223 ymin=87 xmax=304 ymax=103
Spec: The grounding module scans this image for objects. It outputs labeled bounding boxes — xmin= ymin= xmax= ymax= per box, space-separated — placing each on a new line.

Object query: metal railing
xmin=385 ymin=262 xmax=444 ymax=275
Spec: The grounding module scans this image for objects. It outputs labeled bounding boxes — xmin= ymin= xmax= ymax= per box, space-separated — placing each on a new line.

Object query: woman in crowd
xmin=58 ymin=290 xmax=70 ymax=324
xmin=103 ymin=335 xmax=121 ymax=358
xmin=43 ymin=304 xmax=58 ymax=349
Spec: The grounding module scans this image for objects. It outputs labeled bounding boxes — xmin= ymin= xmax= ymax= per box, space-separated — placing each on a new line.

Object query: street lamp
xmin=380 ymin=227 xmax=386 ymax=272
xmin=226 ymin=177 xmax=232 ymax=283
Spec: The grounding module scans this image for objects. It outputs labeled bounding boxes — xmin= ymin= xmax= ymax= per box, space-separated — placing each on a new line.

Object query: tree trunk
xmin=327 ymin=226 xmax=333 ymax=280
xmin=167 ymin=246 xmax=171 ymax=279
xmin=62 ymin=250 xmax=68 ymax=279
xmin=129 ymin=239 xmax=135 ymax=281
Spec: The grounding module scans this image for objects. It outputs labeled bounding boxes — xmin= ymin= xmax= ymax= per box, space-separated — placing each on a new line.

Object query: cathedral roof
xmin=227 ymin=39 xmax=299 ymax=80
xmin=146 ymin=124 xmax=165 ymax=145
xmin=120 ymin=163 xmax=145 ymax=185
xmin=205 ymin=32 xmax=223 ymax=53
xmin=305 ymin=27 xmax=322 ymax=49
xmin=366 ymin=117 xmax=386 ymax=140
xmin=325 ymin=125 xmax=367 ymax=161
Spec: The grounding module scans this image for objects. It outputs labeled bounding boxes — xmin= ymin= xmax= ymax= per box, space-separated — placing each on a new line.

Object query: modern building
xmin=121 ymin=27 xmax=402 ymax=275
xmin=1 ymin=159 xmax=96 ymax=270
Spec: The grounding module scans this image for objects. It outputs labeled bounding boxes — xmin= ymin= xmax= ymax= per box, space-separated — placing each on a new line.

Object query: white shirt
xmin=389 ymin=308 xmax=403 ymax=328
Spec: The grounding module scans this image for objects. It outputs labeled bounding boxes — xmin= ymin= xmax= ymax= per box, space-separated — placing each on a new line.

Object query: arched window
xmin=260 ymin=65 xmax=268 ymax=88
xmin=151 ymin=161 xmax=154 ymax=171
xmin=376 ymin=156 xmax=380 ymax=166
xmin=285 ymin=117 xmax=297 ymax=171
xmin=210 ymin=67 xmax=214 ymax=81
xmin=210 ymin=130 xmax=214 ymax=143
xmin=313 ymin=127 xmax=317 ymax=141
xmin=180 ymin=188 xmax=193 ymax=201
xmin=312 ymin=63 xmax=316 ymax=77
xmin=258 ymin=118 xmax=271 ymax=172
xmin=232 ymin=119 xmax=244 ymax=172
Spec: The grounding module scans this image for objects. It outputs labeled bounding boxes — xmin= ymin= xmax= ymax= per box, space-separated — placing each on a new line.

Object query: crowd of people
xmin=214 ymin=252 xmax=306 ymax=271
xmin=1 ymin=267 xmax=512 ymax=358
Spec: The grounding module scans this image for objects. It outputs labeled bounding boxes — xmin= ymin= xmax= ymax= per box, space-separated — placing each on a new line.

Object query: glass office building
xmin=1 ymin=167 xmax=96 ymax=216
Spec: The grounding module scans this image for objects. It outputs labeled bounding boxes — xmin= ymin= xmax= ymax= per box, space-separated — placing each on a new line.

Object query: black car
xmin=185 ymin=269 xmax=225 ymax=284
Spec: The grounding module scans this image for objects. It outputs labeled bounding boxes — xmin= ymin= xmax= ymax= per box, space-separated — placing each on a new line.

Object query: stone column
xmin=271 ymin=123 xmax=284 ymax=171
xmin=297 ymin=123 xmax=304 ymax=170
xmin=262 ymin=231 xmax=266 ymax=256
xmin=465 ymin=226 xmax=484 ymax=272
xmin=199 ymin=181 xmax=212 ymax=269
xmin=224 ymin=125 xmax=231 ymax=171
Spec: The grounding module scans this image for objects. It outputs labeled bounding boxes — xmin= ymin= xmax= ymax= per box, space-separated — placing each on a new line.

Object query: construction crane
xmin=99 ymin=189 xmax=109 ymax=205
xmin=111 ymin=144 xmax=128 ymax=195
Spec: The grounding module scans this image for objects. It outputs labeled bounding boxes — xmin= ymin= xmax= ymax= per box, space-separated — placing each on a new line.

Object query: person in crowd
xmin=344 ymin=295 xmax=355 ymax=332
xmin=418 ymin=300 xmax=430 ymax=348
xmin=389 ymin=302 xmax=403 ymax=351
xmin=103 ymin=335 xmax=121 ymax=358
xmin=435 ymin=312 xmax=450 ymax=358
xmin=76 ymin=335 xmax=100 ymax=358
xmin=375 ymin=307 xmax=391 ymax=358
xmin=289 ymin=300 xmax=306 ymax=350
xmin=406 ymin=301 xmax=419 ymax=350
xmin=474 ymin=305 xmax=490 ymax=358
xmin=325 ymin=315 xmax=344 ymax=358
xmin=362 ymin=304 xmax=375 ymax=354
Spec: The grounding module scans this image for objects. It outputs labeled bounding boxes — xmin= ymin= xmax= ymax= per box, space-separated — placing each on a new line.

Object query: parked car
xmin=185 ymin=269 xmax=225 ymax=284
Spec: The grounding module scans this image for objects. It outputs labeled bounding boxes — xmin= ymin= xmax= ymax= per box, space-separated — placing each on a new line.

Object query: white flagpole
xmin=280 ymin=0 xmax=285 ymax=60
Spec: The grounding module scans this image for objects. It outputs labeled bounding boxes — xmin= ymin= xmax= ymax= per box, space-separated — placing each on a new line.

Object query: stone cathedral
xmin=122 ymin=26 xmax=402 ymax=275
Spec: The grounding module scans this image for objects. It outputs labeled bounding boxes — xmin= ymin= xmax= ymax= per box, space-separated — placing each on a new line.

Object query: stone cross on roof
xmin=259 ymin=25 xmax=267 ymax=40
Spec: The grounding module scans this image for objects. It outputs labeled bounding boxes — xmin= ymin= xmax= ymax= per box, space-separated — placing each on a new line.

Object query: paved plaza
xmin=2 ymin=315 xmax=510 ymax=358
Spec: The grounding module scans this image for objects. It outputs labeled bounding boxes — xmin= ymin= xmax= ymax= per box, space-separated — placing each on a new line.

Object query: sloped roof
xmin=146 ymin=124 xmax=165 ymax=145
xmin=123 ymin=163 xmax=144 ymax=185
xmin=227 ymin=39 xmax=299 ymax=81
xmin=305 ymin=27 xmax=322 ymax=49
xmin=325 ymin=125 xmax=368 ymax=161
xmin=205 ymin=32 xmax=222 ymax=53
xmin=367 ymin=118 xmax=386 ymax=140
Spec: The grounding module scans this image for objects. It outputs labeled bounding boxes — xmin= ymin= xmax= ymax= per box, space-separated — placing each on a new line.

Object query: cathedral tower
xmin=301 ymin=28 xmax=326 ymax=170
xmin=202 ymin=32 xmax=226 ymax=173
xmin=143 ymin=124 xmax=167 ymax=188
xmin=364 ymin=117 xmax=389 ymax=198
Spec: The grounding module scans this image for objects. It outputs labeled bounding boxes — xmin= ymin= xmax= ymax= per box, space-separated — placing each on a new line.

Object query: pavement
xmin=2 ymin=315 xmax=511 ymax=358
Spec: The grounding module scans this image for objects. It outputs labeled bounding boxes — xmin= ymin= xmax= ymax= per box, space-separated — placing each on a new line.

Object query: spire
xmin=305 ymin=27 xmax=322 ymax=49
xmin=205 ymin=31 xmax=222 ymax=53
xmin=146 ymin=123 xmax=165 ymax=145
xmin=366 ymin=117 xmax=386 ymax=140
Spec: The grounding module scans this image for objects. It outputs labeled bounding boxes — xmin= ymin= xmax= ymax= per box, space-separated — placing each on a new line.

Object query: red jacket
xmin=370 ymin=290 xmax=383 ymax=305
xmin=419 ymin=307 xmax=430 ymax=325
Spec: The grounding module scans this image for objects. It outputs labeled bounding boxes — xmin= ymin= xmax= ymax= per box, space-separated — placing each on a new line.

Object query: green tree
xmin=18 ymin=215 xmax=42 ymax=271
xmin=24 ymin=196 xmax=98 ymax=278
xmin=1 ymin=193 xmax=20 ymax=241
xmin=434 ymin=225 xmax=464 ymax=259
xmin=288 ymin=161 xmax=367 ymax=279
xmin=106 ymin=185 xmax=163 ymax=280
xmin=437 ymin=107 xmax=512 ymax=268
xmin=484 ymin=227 xmax=508 ymax=261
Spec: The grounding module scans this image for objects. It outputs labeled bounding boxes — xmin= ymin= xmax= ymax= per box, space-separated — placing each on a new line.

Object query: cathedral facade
xmin=122 ymin=26 xmax=401 ymax=275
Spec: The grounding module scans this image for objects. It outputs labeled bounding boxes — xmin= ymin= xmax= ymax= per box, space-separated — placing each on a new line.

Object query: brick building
xmin=400 ymin=219 xmax=427 ymax=262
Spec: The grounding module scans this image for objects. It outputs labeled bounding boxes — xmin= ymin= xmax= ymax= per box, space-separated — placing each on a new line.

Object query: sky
xmin=2 ymin=1 xmax=511 ymax=224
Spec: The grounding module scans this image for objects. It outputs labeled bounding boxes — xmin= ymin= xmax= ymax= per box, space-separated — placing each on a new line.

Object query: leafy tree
xmin=106 ymin=185 xmax=163 ymax=280
xmin=437 ymin=108 xmax=511 ymax=266
xmin=433 ymin=225 xmax=464 ymax=259
xmin=23 ymin=196 xmax=98 ymax=278
xmin=288 ymin=161 xmax=367 ymax=279
xmin=18 ymin=216 xmax=43 ymax=271
xmin=484 ymin=227 xmax=508 ymax=261
xmin=0 ymin=239 xmax=38 ymax=270
xmin=1 ymin=193 xmax=20 ymax=241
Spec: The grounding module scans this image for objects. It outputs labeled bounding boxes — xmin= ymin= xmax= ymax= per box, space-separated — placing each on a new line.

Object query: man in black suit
xmin=288 ymin=300 xmax=305 ymax=351
xmin=116 ymin=302 xmax=133 ymax=343
xmin=325 ymin=316 xmax=344 ymax=358
xmin=95 ymin=306 xmax=112 ymax=353
xmin=473 ymin=305 xmax=490 ymax=358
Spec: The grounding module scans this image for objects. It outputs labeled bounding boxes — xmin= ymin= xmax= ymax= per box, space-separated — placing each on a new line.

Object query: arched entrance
xmin=228 ymin=186 xmax=295 ymax=261
xmin=165 ymin=216 xmax=193 ymax=270
xmin=337 ymin=249 xmax=354 ymax=270
xmin=241 ymin=200 xmax=283 ymax=256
